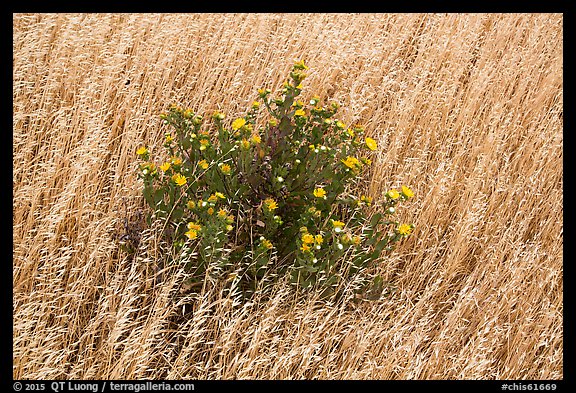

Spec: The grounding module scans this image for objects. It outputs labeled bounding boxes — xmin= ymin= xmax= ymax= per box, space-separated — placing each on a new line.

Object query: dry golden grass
xmin=13 ymin=13 xmax=563 ymax=380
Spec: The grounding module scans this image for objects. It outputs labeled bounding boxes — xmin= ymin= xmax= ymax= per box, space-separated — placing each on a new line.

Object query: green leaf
xmin=143 ymin=187 xmax=154 ymax=209
xmin=172 ymin=207 xmax=184 ymax=221
xmin=369 ymin=212 xmax=383 ymax=229
xmin=154 ymin=188 xmax=164 ymax=205
xmin=370 ymin=237 xmax=389 ymax=261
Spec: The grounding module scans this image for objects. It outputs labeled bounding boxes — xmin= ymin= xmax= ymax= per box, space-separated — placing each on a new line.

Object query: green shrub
xmin=135 ymin=60 xmax=415 ymax=299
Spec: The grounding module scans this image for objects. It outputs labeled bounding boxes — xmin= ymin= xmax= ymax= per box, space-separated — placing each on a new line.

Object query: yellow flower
xmin=226 ymin=224 xmax=234 ymax=231
xmin=140 ymin=162 xmax=156 ymax=175
xmin=387 ymin=189 xmax=400 ymax=199
xmin=220 ymin=164 xmax=232 ymax=175
xmin=336 ymin=121 xmax=346 ymax=129
xmin=207 ymin=194 xmax=218 ymax=203
xmin=294 ymin=109 xmax=306 ymax=117
xmin=241 ymin=139 xmax=250 ymax=149
xmin=401 ymin=185 xmax=414 ymax=198
xmin=341 ymin=156 xmax=361 ymax=170
xmin=164 ymin=134 xmax=173 ymax=144
xmin=213 ymin=111 xmax=226 ymax=120
xmin=313 ymin=188 xmax=327 ymax=198
xmin=187 ymin=222 xmax=202 ymax=231
xmin=170 ymin=156 xmax=182 ymax=166
xmin=315 ymin=234 xmax=323 ymax=244
xmin=365 ymin=137 xmax=377 ymax=151
xmin=360 ymin=195 xmax=373 ymax=205
xmin=296 ymin=83 xmax=303 ymax=89
xmin=232 ymin=118 xmax=246 ymax=131
xmin=136 ymin=146 xmax=148 ymax=156
xmin=198 ymin=159 xmax=209 ymax=170
xmin=183 ymin=109 xmax=193 ymax=119
xmin=302 ymin=234 xmax=315 ymax=244
xmin=252 ymin=101 xmax=260 ymax=109
xmin=185 ymin=229 xmax=198 ymax=239
xmin=187 ymin=200 xmax=196 ymax=209
xmin=215 ymin=192 xmax=226 ymax=199
xmin=207 ymin=207 xmax=214 ymax=215
xmin=264 ymin=198 xmax=278 ymax=211
xmin=300 ymin=243 xmax=311 ymax=252
xmin=199 ymin=139 xmax=210 ymax=150
xmin=159 ymin=162 xmax=171 ymax=172
xmin=331 ymin=220 xmax=345 ymax=232
xmin=251 ymin=133 xmax=262 ymax=144
xmin=294 ymin=59 xmax=309 ymax=70
xmin=352 ymin=235 xmax=361 ymax=246
xmin=261 ymin=239 xmax=273 ymax=250
xmin=346 ymin=128 xmax=355 ymax=137
xmin=218 ymin=208 xmax=228 ymax=218
xmin=398 ymin=223 xmax=413 ymax=235
xmin=172 ymin=173 xmax=187 ymax=186
xmin=361 ymin=157 xmax=372 ymax=166
xmin=226 ymin=215 xmax=235 ymax=224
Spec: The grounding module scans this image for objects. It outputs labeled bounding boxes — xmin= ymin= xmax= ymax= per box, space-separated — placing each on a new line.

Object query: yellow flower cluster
xmin=198 ymin=159 xmax=209 ymax=170
xmin=207 ymin=192 xmax=226 ymax=203
xmin=341 ymin=233 xmax=362 ymax=246
xmin=261 ymin=238 xmax=273 ymax=250
xmin=387 ymin=185 xmax=414 ymax=199
xmin=360 ymin=195 xmax=373 ymax=205
xmin=185 ymin=222 xmax=202 ymax=239
xmin=300 ymin=231 xmax=323 ymax=252
xmin=140 ymin=162 xmax=156 ymax=176
xmin=341 ymin=156 xmax=362 ymax=171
